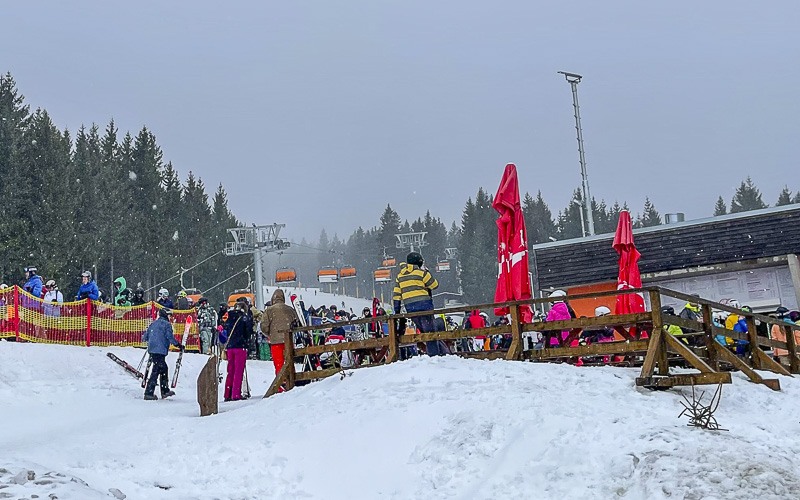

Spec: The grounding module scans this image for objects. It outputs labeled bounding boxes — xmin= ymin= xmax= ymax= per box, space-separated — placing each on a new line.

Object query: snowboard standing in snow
xmin=107 ymin=352 xmax=144 ymax=379
xmin=171 ymin=316 xmax=193 ymax=388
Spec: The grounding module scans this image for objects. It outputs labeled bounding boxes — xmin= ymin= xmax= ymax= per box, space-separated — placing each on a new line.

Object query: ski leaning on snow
xmin=171 ymin=316 xmax=193 ymax=388
xmin=106 ymin=352 xmax=144 ymax=379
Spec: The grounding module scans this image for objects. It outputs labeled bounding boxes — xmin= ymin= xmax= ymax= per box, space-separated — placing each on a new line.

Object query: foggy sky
xmin=4 ymin=1 xmax=798 ymax=243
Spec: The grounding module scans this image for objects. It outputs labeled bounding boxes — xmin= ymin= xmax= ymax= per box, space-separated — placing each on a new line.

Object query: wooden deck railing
xmin=263 ymin=286 xmax=799 ymax=397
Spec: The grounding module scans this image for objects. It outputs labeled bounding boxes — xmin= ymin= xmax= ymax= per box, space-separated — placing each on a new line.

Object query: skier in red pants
xmin=223 ymin=301 xmax=252 ymax=401
xmin=260 ymin=289 xmax=299 ymax=378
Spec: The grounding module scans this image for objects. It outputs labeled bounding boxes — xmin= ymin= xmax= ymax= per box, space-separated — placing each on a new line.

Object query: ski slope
xmin=264 ymin=285 xmax=375 ymax=314
xmin=2 ymin=341 xmax=800 ymax=499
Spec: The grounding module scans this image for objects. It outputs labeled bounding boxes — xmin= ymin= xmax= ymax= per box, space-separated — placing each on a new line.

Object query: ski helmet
xmin=660 ymin=305 xmax=675 ymax=315
xmin=197 ymin=297 xmax=208 ymax=305
xmin=0 ymin=284 xmax=7 ymax=290
xmin=406 ymin=252 xmax=423 ymax=266
xmin=25 ymin=266 xmax=38 ymax=276
xmin=178 ymin=290 xmax=187 ymax=298
xmin=548 ymin=289 xmax=566 ymax=299
xmin=46 ymin=279 xmax=56 ymax=288
xmin=159 ymin=307 xmax=173 ymax=319
xmin=159 ymin=288 xmax=169 ymax=297
xmin=594 ymin=306 xmax=611 ymax=317
xmin=81 ymin=271 xmax=92 ymax=280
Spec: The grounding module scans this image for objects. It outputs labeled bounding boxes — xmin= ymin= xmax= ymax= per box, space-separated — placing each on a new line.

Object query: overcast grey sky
xmin=4 ymin=1 xmax=798 ymax=242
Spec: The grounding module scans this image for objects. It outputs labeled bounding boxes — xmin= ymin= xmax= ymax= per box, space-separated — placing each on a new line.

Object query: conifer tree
xmin=713 ymin=196 xmax=727 ymax=216
xmin=730 ymin=177 xmax=767 ymax=213
xmin=522 ymin=191 xmax=557 ymax=244
xmin=640 ymin=197 xmax=662 ymax=227
xmin=776 ymin=186 xmax=793 ymax=206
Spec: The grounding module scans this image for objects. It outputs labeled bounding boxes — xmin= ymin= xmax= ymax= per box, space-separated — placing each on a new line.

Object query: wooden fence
xmin=264 ymin=286 xmax=799 ymax=397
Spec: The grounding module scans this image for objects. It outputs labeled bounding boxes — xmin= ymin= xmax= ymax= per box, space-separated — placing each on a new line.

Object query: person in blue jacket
xmin=23 ymin=266 xmax=43 ymax=298
xmin=76 ymin=271 xmax=100 ymax=301
xmin=142 ymin=308 xmax=183 ymax=400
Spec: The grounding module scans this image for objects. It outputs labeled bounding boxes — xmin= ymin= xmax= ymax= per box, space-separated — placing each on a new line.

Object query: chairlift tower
xmin=224 ymin=224 xmax=290 ymax=309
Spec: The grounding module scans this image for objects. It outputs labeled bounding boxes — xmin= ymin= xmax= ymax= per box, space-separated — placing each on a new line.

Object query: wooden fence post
xmin=745 ymin=316 xmax=760 ymax=370
xmin=505 ymin=304 xmax=522 ymax=361
xmin=702 ymin=304 xmax=717 ymax=370
xmin=284 ymin=332 xmax=295 ymax=391
xmin=13 ymin=286 xmax=20 ymax=342
xmin=86 ymin=298 xmax=92 ymax=347
xmin=648 ymin=290 xmax=668 ymax=376
xmin=784 ymin=323 xmax=800 ymax=374
xmin=387 ymin=317 xmax=398 ymax=363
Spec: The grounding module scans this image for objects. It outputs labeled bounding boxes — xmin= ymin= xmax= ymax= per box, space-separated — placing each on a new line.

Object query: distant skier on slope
xmin=142 ymin=307 xmax=182 ymax=400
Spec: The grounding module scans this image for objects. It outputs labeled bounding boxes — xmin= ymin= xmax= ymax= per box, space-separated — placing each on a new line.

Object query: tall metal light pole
xmin=558 ymin=71 xmax=596 ymax=236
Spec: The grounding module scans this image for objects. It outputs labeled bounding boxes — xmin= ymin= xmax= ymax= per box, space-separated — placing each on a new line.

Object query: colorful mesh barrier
xmin=4 ymin=287 xmax=199 ymax=351
xmin=0 ymin=287 xmax=15 ymax=338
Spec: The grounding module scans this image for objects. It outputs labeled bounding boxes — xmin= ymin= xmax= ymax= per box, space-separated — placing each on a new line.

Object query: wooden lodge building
xmin=531 ymin=205 xmax=800 ymax=316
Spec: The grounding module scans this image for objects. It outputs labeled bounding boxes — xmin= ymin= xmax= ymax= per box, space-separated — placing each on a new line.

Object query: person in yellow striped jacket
xmin=393 ymin=252 xmax=440 ymax=355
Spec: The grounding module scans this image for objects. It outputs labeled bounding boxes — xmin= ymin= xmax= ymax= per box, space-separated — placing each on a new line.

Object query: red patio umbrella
xmin=493 ymin=163 xmax=533 ymax=322
xmin=612 ymin=210 xmax=645 ymax=315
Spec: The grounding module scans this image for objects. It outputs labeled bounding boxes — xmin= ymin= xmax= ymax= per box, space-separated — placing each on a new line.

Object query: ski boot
xmin=144 ymin=393 xmax=158 ymax=401
xmin=161 ymin=390 xmax=176 ymax=399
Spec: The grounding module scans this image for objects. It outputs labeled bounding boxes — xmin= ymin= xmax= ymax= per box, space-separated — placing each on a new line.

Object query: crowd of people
xmin=7 ymin=260 xmax=800 ymax=400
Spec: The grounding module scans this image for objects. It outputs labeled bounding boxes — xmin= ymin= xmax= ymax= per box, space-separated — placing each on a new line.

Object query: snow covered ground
xmin=264 ymin=285 xmax=375 ymax=314
xmin=2 ymin=341 xmax=800 ymax=500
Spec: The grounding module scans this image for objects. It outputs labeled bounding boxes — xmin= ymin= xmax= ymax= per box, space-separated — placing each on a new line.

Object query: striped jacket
xmin=393 ymin=264 xmax=439 ymax=309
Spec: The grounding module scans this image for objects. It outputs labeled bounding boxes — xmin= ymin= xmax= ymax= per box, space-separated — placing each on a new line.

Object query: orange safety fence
xmin=4 ymin=286 xmax=199 ymax=351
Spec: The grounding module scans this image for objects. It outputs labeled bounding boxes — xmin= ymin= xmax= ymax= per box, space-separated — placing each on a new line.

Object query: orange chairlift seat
xmin=436 ymin=260 xmax=451 ymax=272
xmin=340 ymin=266 xmax=357 ymax=279
xmin=317 ymin=267 xmax=339 ymax=283
xmin=275 ymin=268 xmax=297 ymax=284
xmin=374 ymin=268 xmax=392 ymax=283
xmin=382 ymin=257 xmax=397 ymax=268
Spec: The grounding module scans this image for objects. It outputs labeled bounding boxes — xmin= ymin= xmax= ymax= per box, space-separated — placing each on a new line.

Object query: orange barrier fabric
xmin=7 ymin=287 xmax=199 ymax=350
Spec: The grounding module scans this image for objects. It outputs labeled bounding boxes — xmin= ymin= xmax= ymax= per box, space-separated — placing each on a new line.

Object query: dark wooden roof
xmin=532 ymin=206 xmax=800 ymax=289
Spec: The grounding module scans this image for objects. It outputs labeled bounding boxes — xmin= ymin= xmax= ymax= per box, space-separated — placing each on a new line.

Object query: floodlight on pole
xmin=558 ymin=71 xmax=596 ymax=236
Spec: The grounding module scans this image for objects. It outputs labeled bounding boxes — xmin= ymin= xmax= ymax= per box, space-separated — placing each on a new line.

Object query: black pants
xmin=145 ymin=354 xmax=170 ymax=397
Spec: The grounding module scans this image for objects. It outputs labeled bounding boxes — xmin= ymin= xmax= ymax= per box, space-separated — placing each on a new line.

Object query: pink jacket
xmin=546 ymin=302 xmax=572 ymax=346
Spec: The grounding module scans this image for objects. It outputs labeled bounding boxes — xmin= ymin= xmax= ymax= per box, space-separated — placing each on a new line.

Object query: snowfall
xmin=2 ymin=342 xmax=800 ymax=500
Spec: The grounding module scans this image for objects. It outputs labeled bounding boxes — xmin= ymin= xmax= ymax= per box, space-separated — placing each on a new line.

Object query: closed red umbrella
xmin=613 ymin=210 xmax=645 ymax=315
xmin=493 ymin=163 xmax=533 ymax=322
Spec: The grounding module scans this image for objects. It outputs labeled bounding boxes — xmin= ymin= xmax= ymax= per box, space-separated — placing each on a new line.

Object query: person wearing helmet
xmin=142 ymin=308 xmax=182 ymax=400
xmin=76 ymin=271 xmax=100 ymax=301
xmin=175 ymin=290 xmax=190 ymax=310
xmin=131 ymin=288 xmax=146 ymax=306
xmin=23 ymin=266 xmax=43 ymax=298
xmin=156 ymin=288 xmax=174 ymax=309
xmin=544 ymin=290 xmax=574 ymax=347
xmin=196 ymin=297 xmax=218 ymax=355
xmin=393 ymin=252 xmax=440 ymax=356
xmin=113 ymin=277 xmax=132 ymax=307
xmin=43 ymin=279 xmax=63 ymax=304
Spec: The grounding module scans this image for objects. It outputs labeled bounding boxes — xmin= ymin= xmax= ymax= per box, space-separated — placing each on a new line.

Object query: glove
xmin=179 ymin=344 xmax=186 ymax=352
xmin=217 ymin=325 xmax=223 ymax=333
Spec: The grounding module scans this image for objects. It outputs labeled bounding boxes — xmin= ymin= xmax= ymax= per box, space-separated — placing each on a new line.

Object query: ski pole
xmin=136 ymin=348 xmax=148 ymax=372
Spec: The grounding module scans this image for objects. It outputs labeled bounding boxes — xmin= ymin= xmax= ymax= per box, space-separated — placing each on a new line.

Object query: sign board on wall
xmin=646 ymin=265 xmax=798 ymax=312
